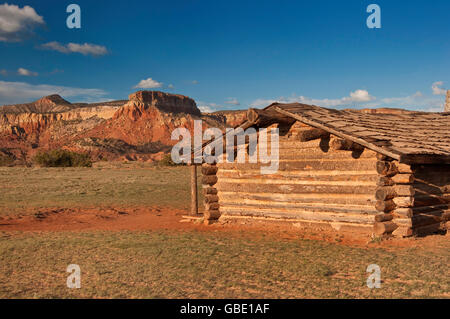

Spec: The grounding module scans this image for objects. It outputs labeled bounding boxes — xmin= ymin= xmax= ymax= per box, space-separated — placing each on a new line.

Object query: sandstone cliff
xmin=0 ymin=91 xmax=234 ymax=163
xmin=84 ymin=91 xmax=220 ymax=148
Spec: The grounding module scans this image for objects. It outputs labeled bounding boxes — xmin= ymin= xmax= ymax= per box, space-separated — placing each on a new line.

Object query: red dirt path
xmin=0 ymin=207 xmax=203 ymax=232
xmin=0 ymin=206 xmax=447 ymax=249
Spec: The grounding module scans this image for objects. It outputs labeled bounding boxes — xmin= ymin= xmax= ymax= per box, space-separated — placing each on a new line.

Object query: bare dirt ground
xmin=1 ymin=205 xmax=448 ymax=250
xmin=0 ymin=166 xmax=448 ymax=298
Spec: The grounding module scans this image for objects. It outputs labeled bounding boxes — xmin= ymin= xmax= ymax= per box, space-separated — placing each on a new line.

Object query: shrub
xmin=159 ymin=153 xmax=183 ymax=167
xmin=33 ymin=149 xmax=92 ymax=167
xmin=0 ymin=154 xmax=14 ymax=167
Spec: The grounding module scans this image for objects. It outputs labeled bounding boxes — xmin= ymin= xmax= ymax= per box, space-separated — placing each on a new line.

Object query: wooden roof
xmin=269 ymin=103 xmax=450 ymax=164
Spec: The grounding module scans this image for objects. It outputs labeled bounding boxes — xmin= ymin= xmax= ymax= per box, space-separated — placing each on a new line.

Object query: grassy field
xmin=0 ymin=164 xmax=448 ymax=298
xmin=0 ymin=230 xmax=448 ymax=299
xmin=0 ymin=163 xmax=202 ymax=217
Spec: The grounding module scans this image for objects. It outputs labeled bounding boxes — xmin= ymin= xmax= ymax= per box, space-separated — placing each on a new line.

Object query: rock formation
xmin=0 ymin=91 xmax=241 ymax=163
xmin=114 ymin=91 xmax=201 ymax=120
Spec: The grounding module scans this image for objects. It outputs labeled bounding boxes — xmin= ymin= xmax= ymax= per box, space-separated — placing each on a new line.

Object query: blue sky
xmin=0 ymin=0 xmax=449 ymax=111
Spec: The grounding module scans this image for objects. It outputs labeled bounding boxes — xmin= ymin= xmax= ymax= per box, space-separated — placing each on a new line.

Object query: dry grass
xmin=0 ymin=164 xmax=448 ymax=299
xmin=0 ymin=230 xmax=448 ymax=299
xmin=0 ymin=163 xmax=202 ymax=218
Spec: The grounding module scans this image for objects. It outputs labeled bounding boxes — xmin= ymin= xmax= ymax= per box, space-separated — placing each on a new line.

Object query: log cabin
xmin=192 ymin=103 xmax=450 ymax=238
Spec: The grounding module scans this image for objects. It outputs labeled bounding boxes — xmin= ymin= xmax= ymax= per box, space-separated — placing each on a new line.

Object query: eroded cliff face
xmin=0 ymin=95 xmax=73 ymax=114
xmin=0 ymin=91 xmax=234 ymax=163
xmin=0 ymin=95 xmax=122 ymax=137
xmin=0 ymin=106 xmax=118 ymax=135
xmin=210 ymin=110 xmax=247 ymax=127
xmin=113 ymin=91 xmax=201 ymax=120
xmin=87 ymin=91 xmax=215 ymax=147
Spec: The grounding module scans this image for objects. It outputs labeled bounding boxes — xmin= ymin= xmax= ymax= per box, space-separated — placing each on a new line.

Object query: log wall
xmin=374 ymin=159 xmax=450 ymax=237
xmin=411 ymin=164 xmax=450 ymax=235
xmin=213 ymin=122 xmax=380 ymax=231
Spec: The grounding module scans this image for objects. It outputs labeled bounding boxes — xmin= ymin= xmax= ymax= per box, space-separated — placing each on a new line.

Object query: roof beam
xmin=272 ymin=106 xmax=403 ymax=161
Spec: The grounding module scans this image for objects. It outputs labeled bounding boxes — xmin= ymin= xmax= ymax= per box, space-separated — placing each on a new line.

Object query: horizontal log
xmin=413 ymin=223 xmax=444 ymax=236
xmin=204 ymin=195 xmax=219 ymax=204
xmin=219 ymin=191 xmax=376 ymax=206
xmin=298 ymin=128 xmax=330 ymax=142
xmin=218 ymin=177 xmax=375 ymax=187
xmin=218 ymin=169 xmax=378 ymax=182
xmin=373 ymin=221 xmax=398 ymax=235
xmin=412 ymin=183 xmax=450 ymax=195
xmin=219 ymin=201 xmax=377 ymax=215
xmin=413 ymin=172 xmax=450 ymax=185
xmin=276 ymin=149 xmax=376 ymax=161
xmin=217 ymin=182 xmax=377 ymax=195
xmin=330 ymin=139 xmax=364 ymax=151
xmin=392 ymin=174 xmax=415 ymax=184
xmin=246 ymin=107 xmax=296 ymax=127
xmin=413 ymin=194 xmax=450 ymax=207
xmin=375 ymin=213 xmax=394 ymax=222
xmin=394 ymin=185 xmax=416 ymax=196
xmin=375 ymin=185 xmax=415 ymax=201
xmin=201 ymin=165 xmax=218 ymax=176
xmin=203 ymin=187 xmax=218 ymax=195
xmin=202 ymin=175 xmax=218 ymax=186
xmin=413 ymin=204 xmax=450 ymax=214
xmin=220 ymin=207 xmax=374 ymax=224
xmin=378 ymin=174 xmax=414 ymax=186
xmin=392 ymin=208 xmax=414 ymax=218
xmin=392 ymin=226 xmax=413 ymax=238
xmin=376 ymin=161 xmax=412 ymax=176
xmin=218 ymin=159 xmax=378 ymax=171
xmin=395 ymin=214 xmax=444 ymax=228
xmin=375 ymin=200 xmax=396 ymax=212
xmin=393 ymin=196 xmax=414 ymax=208
xmin=276 ymin=139 xmax=335 ymax=149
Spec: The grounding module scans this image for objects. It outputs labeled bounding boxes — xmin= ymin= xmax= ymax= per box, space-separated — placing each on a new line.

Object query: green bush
xmin=159 ymin=153 xmax=184 ymax=167
xmin=0 ymin=154 xmax=14 ymax=167
xmin=33 ymin=149 xmax=92 ymax=167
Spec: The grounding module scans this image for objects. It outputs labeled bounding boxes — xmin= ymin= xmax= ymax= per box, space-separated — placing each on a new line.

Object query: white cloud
xmin=198 ymin=101 xmax=220 ymax=113
xmin=432 ymin=81 xmax=446 ymax=95
xmin=0 ymin=4 xmax=44 ymax=42
xmin=0 ymin=69 xmax=7 ymax=76
xmin=17 ymin=67 xmax=38 ymax=77
xmin=381 ymin=92 xmax=444 ymax=112
xmin=0 ymin=80 xmax=108 ymax=105
xmin=168 ymin=84 xmax=174 ymax=89
xmin=381 ymin=91 xmax=422 ymax=105
xmin=133 ymin=78 xmax=163 ymax=89
xmin=198 ymin=105 xmax=214 ymax=113
xmin=191 ymin=80 xmax=199 ymax=85
xmin=41 ymin=42 xmax=108 ymax=56
xmin=346 ymin=89 xmax=374 ymax=102
xmin=225 ymin=98 xmax=240 ymax=106
xmin=250 ymin=89 xmax=375 ymax=108
xmin=250 ymin=85 xmax=444 ymax=112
